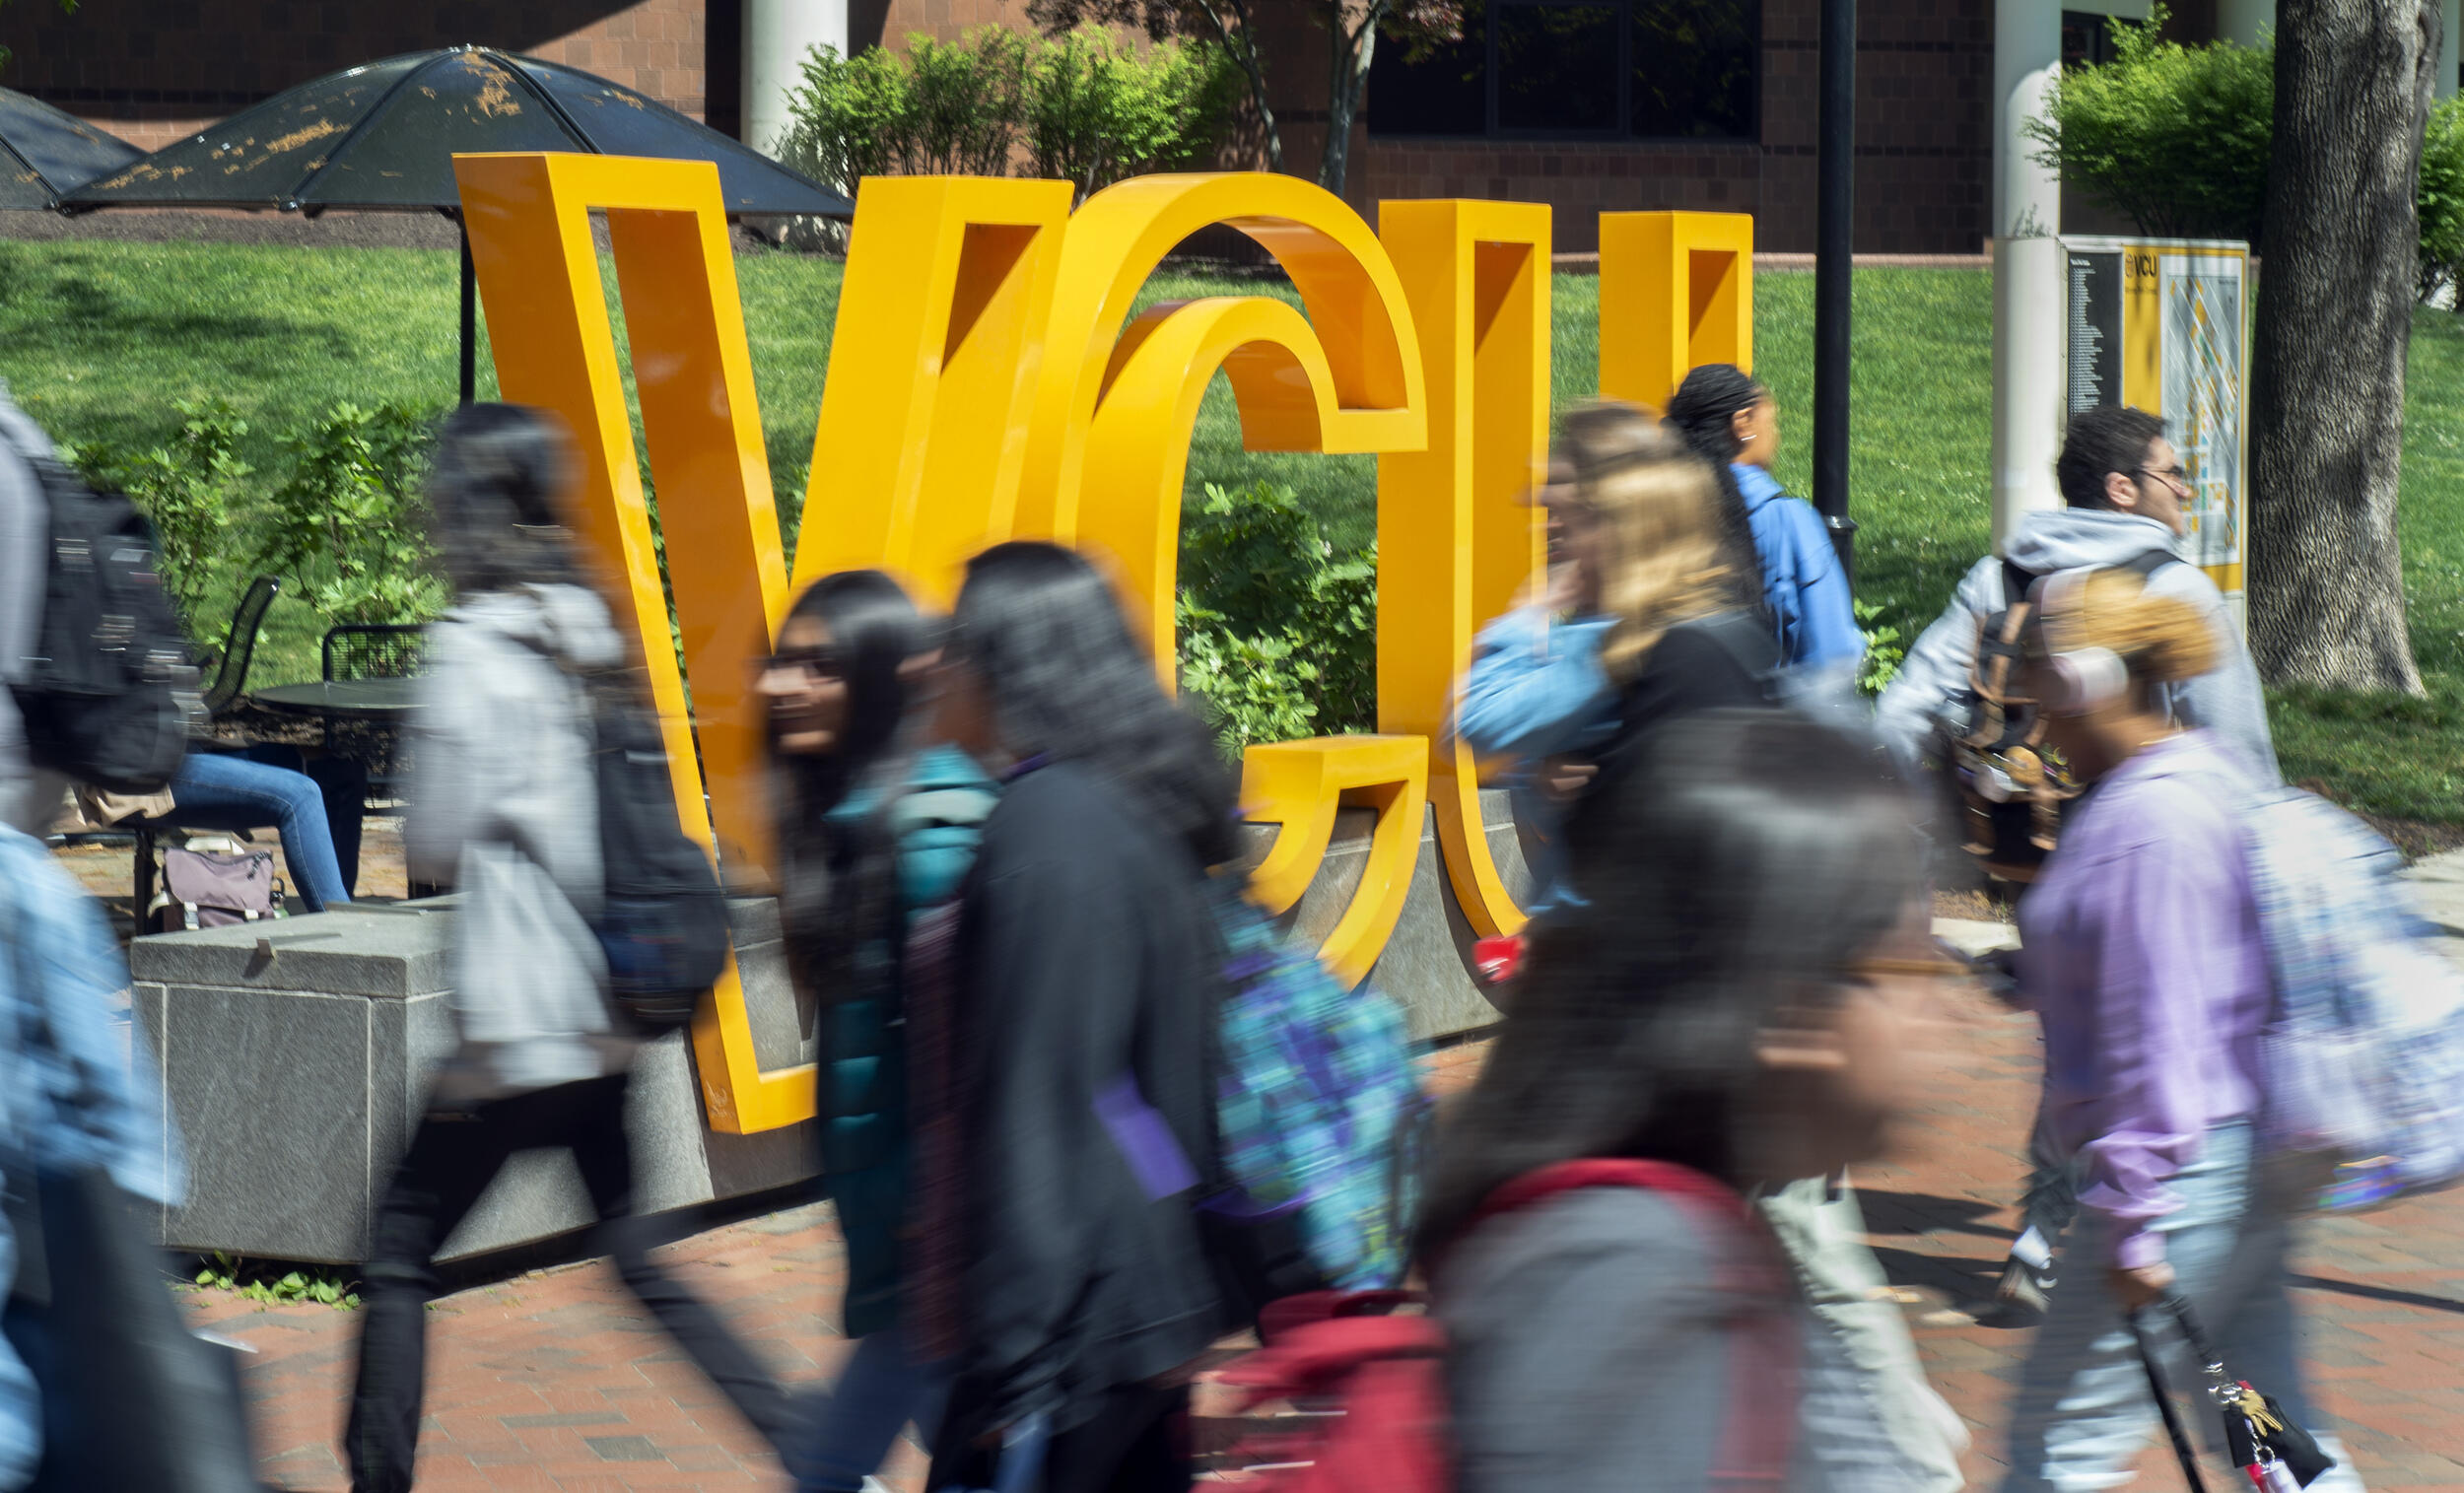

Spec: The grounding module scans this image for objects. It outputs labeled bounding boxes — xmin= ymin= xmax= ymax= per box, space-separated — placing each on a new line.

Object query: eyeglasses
xmin=2136 ymin=464 xmax=2192 ymax=496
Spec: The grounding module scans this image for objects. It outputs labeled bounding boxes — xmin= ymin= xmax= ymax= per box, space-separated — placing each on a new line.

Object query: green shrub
xmin=2031 ymin=7 xmax=2464 ymax=303
xmin=65 ymin=398 xmax=254 ymax=644
xmin=776 ymin=27 xmax=1233 ymax=207
xmin=1176 ymin=480 xmax=1376 ymax=754
xmin=1023 ymin=27 xmax=1237 ymax=199
xmin=254 ymin=401 xmax=447 ymax=629
xmin=2420 ymin=96 xmax=2464 ymax=302
xmin=2026 ymin=5 xmax=2274 ymax=245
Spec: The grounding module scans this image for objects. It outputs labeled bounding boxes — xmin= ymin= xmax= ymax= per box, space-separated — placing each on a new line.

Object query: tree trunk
xmin=1318 ymin=2 xmax=1384 ymax=195
xmin=2248 ymin=0 xmax=2440 ymax=692
xmin=1200 ymin=0 xmax=1283 ymax=173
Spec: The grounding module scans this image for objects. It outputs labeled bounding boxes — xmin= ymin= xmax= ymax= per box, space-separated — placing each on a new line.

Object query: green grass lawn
xmin=0 ymin=236 xmax=2455 ymax=820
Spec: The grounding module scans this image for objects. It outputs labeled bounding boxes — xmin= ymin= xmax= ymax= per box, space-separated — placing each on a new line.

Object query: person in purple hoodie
xmin=1998 ymin=568 xmax=2361 ymax=1492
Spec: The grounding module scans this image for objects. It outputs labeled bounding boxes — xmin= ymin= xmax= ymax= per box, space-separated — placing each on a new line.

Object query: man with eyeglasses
xmin=1874 ymin=403 xmax=2279 ymax=1323
xmin=1878 ymin=403 xmax=2278 ymax=792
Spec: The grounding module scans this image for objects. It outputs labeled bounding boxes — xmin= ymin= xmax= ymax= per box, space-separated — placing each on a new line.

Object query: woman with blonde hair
xmin=1457 ymin=400 xmax=1777 ymax=915
xmin=2001 ymin=567 xmax=2360 ymax=1491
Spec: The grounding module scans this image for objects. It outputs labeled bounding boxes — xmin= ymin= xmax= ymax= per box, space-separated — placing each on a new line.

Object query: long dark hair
xmin=1415 ymin=711 xmax=1918 ymax=1262
xmin=1660 ymin=364 xmax=1772 ymax=620
xmin=429 ymin=402 xmax=587 ymax=596
xmin=950 ymin=541 xmax=1240 ymax=868
xmin=770 ymin=571 xmax=938 ymax=1009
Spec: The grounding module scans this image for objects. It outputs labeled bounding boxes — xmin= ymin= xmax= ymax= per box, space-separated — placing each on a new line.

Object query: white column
xmin=1993 ymin=0 xmax=2062 ymax=238
xmin=2441 ymin=0 xmax=2459 ymax=101
xmin=2216 ymin=0 xmax=2275 ymax=45
xmin=743 ymin=0 xmax=850 ymax=156
xmin=1991 ymin=237 xmax=2069 ymax=554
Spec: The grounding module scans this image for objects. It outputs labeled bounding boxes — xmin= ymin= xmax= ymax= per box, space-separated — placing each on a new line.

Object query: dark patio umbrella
xmin=0 ymin=87 xmax=143 ymax=207
xmin=63 ymin=46 xmax=853 ymax=401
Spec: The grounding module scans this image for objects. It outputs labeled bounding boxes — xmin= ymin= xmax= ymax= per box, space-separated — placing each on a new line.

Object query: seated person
xmin=71 ymin=744 xmax=366 ymax=913
xmin=166 ymin=744 xmax=366 ymax=912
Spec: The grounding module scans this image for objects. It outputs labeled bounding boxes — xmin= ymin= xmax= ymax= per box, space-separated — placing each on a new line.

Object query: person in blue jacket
xmin=1664 ymin=364 xmax=1864 ymax=680
xmin=760 ymin=569 xmax=995 ymax=1493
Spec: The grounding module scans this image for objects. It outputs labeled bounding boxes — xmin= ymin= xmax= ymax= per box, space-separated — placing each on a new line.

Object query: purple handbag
xmin=157 ymin=845 xmax=284 ymax=931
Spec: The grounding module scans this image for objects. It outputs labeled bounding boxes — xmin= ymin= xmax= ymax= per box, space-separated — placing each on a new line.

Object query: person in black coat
xmin=915 ymin=541 xmax=1239 ymax=1493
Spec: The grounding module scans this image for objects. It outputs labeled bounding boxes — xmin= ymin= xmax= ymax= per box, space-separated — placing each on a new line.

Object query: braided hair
xmin=1661 ymin=364 xmax=1773 ymax=624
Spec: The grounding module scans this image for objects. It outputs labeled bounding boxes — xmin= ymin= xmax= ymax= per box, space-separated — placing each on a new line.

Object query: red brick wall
xmin=0 ymin=0 xmax=707 ymax=151
xmin=1353 ymin=0 xmax=1992 ymax=254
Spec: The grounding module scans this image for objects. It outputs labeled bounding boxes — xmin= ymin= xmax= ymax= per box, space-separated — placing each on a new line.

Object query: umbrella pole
xmin=458 ymin=218 xmax=476 ymax=406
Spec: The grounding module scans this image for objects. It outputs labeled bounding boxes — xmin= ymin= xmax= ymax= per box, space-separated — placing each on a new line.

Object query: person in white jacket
xmin=343 ymin=404 xmax=787 ymax=1492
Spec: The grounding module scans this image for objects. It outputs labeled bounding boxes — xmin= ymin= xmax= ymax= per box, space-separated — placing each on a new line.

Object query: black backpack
xmin=584 ymin=682 xmax=731 ymax=1034
xmin=2 ymin=421 xmax=199 ymax=794
xmin=1947 ymin=548 xmax=2176 ymax=883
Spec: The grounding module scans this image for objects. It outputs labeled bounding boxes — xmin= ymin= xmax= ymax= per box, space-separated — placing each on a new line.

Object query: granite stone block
xmin=161 ymin=984 xmax=376 ymax=1262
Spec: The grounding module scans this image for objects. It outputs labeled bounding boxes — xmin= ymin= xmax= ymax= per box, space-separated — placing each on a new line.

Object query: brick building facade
xmin=0 ymin=1 xmax=2211 ymax=253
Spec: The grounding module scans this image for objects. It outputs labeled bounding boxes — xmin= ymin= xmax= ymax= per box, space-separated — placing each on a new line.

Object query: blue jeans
xmin=793 ymin=1324 xmax=951 ymax=1493
xmin=1998 ymin=1122 xmax=2363 ymax=1492
xmin=165 ymin=747 xmax=362 ymax=912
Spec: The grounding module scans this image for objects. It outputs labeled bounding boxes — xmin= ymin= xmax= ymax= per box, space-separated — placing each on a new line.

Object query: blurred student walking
xmin=1663 ymin=364 xmax=1863 ymax=681
xmin=1997 ymin=569 xmax=2358 ymax=1492
xmin=1422 ymin=711 xmax=1958 ymax=1492
xmin=760 ymin=571 xmax=994 ymax=1493
xmin=344 ymin=405 xmax=787 ymax=1492
xmin=919 ymin=542 xmax=1234 ymax=1493
xmin=1457 ymin=404 xmax=1780 ymax=914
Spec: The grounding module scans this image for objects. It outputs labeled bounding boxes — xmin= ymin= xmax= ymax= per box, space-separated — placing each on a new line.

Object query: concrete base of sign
xmin=130 ymin=790 xmax=1523 ymax=1264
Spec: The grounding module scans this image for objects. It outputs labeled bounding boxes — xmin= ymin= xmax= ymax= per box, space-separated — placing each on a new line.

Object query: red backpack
xmin=1211 ymin=1158 xmax=1797 ymax=1491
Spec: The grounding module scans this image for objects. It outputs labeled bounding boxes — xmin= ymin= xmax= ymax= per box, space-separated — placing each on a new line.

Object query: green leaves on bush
xmin=255 ymin=401 xmax=447 ymax=629
xmin=2026 ymin=6 xmax=2272 ymax=245
xmin=1023 ymin=29 xmax=1240 ymax=197
xmin=65 ymin=398 xmax=254 ymax=642
xmin=2028 ymin=5 xmax=2464 ymax=302
xmin=1854 ymin=599 xmax=1905 ymax=696
xmin=1176 ymin=481 xmax=1376 ymax=754
xmin=191 ymin=1252 xmax=361 ymax=1309
xmin=775 ymin=26 xmax=1235 ymax=204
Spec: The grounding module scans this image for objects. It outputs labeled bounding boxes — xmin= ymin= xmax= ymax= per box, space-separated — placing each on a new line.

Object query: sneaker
xmin=1973 ymin=1255 xmax=2054 ymax=1325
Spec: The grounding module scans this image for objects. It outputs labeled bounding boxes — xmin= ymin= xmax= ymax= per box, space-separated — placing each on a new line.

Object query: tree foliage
xmin=773 ymin=25 xmax=1235 ymax=204
xmin=2025 ymin=5 xmax=2275 ymax=244
xmin=1176 ymin=480 xmax=1376 ymax=754
xmin=1024 ymin=0 xmax=1466 ymax=195
xmin=2029 ymin=2 xmax=2464 ymax=302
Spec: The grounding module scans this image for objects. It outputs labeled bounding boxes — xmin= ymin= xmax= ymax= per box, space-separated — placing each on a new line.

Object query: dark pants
xmin=344 ymin=1072 xmax=792 ymax=1493
xmin=931 ymin=1383 xmax=1188 ymax=1493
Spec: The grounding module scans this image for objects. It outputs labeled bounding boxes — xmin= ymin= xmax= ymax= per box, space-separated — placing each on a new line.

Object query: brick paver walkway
xmin=181 ymin=998 xmax=2463 ymax=1492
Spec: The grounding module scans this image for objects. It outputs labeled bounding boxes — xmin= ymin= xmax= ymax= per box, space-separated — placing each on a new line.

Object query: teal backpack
xmin=1207 ymin=887 xmax=1430 ymax=1292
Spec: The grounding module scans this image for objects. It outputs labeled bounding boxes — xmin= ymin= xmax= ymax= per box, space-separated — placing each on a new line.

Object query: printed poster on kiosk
xmin=2061 ymin=236 xmax=2250 ymax=615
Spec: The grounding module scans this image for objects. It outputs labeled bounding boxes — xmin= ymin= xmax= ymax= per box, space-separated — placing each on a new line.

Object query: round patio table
xmin=249 ymin=678 xmax=422 ymax=719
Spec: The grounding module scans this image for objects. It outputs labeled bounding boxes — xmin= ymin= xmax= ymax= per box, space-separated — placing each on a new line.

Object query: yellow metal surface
xmin=1017 ymin=172 xmax=1427 ymax=541
xmin=1238 ymin=735 xmax=1430 ymax=988
xmin=1080 ymin=295 xmax=1413 ymax=671
xmin=455 ymin=152 xmax=807 ymax=1135
xmin=1598 ymin=210 xmax=1753 ymax=410
xmin=798 ymin=176 xmax=1075 ymax=604
xmin=457 ymin=156 xmax=1743 ymax=1130
xmin=1376 ymin=199 xmax=1551 ymax=937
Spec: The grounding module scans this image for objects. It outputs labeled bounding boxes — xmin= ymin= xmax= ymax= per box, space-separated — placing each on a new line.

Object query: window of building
xmin=2061 ymin=10 xmax=2125 ymax=70
xmin=1368 ymin=1 xmax=1760 ymax=142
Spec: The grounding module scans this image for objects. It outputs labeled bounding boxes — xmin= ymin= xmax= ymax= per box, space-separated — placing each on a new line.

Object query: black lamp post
xmin=1814 ymin=0 xmax=1858 ymax=582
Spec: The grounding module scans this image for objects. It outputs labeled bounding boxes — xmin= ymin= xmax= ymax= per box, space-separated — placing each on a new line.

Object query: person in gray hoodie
xmin=1874 ymin=404 xmax=2279 ymax=789
xmin=344 ymin=404 xmax=787 ymax=1493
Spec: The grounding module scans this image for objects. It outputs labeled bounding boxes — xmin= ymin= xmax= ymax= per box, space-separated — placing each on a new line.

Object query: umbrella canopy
xmin=0 ymin=88 xmax=143 ymax=208
xmin=64 ymin=45 xmax=851 ymax=217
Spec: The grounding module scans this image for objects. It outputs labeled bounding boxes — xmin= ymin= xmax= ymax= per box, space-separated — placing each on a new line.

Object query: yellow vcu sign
xmin=452 ymin=152 xmax=1752 ymax=1134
